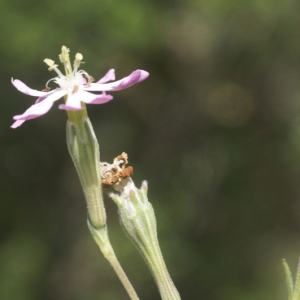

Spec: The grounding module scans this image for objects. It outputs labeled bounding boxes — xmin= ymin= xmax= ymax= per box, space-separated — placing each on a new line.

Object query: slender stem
xmin=88 ymin=220 xmax=140 ymax=300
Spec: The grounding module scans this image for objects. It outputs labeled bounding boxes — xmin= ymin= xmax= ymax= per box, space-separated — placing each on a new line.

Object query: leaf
xmin=293 ymin=258 xmax=300 ymax=300
xmin=283 ymin=259 xmax=294 ymax=300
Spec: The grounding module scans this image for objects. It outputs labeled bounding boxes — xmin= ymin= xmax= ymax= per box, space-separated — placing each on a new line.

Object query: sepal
xmin=66 ymin=117 xmax=106 ymax=228
xmin=110 ymin=180 xmax=180 ymax=300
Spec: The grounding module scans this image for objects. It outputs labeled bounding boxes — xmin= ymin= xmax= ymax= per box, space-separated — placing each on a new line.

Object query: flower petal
xmin=85 ymin=70 xmax=149 ymax=92
xmin=35 ymin=88 xmax=62 ymax=103
xmin=81 ymin=91 xmax=113 ymax=105
xmin=58 ymin=91 xmax=84 ymax=110
xmin=12 ymin=99 xmax=55 ymax=122
xmin=59 ymin=91 xmax=114 ymax=110
xmin=11 ymin=89 xmax=66 ymax=126
xmin=11 ymin=119 xmax=26 ymax=129
xmin=11 ymin=78 xmax=48 ymax=97
xmin=97 ymin=69 xmax=115 ymax=83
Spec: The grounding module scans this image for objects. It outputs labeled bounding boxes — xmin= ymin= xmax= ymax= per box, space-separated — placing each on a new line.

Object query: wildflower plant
xmin=11 ymin=46 xmax=180 ymax=300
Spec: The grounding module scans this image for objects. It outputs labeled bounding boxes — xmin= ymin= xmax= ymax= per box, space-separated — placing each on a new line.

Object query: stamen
xmin=59 ymin=46 xmax=72 ymax=76
xmin=74 ymin=53 xmax=83 ymax=70
xmin=44 ymin=59 xmax=59 ymax=71
xmin=59 ymin=46 xmax=70 ymax=63
xmin=45 ymin=77 xmax=59 ymax=88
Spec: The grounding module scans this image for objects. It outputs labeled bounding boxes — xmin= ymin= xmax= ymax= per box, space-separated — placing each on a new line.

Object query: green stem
xmin=88 ymin=221 xmax=140 ymax=300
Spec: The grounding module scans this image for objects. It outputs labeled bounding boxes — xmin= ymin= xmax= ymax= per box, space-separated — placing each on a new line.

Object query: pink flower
xmin=11 ymin=56 xmax=149 ymax=128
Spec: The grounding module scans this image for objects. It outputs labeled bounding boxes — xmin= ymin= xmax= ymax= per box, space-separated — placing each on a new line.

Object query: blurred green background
xmin=1 ymin=0 xmax=300 ymax=299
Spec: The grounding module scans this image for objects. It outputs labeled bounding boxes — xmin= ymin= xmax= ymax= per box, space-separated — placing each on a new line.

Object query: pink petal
xmin=35 ymin=88 xmax=62 ymax=103
xmin=13 ymin=99 xmax=55 ymax=122
xmin=11 ymin=119 xmax=26 ymax=129
xmin=58 ymin=91 xmax=84 ymax=111
xmin=97 ymin=69 xmax=115 ymax=83
xmin=81 ymin=91 xmax=113 ymax=105
xmin=12 ymin=90 xmax=66 ymax=123
xmin=85 ymin=70 xmax=149 ymax=92
xmin=11 ymin=78 xmax=48 ymax=97
xmin=59 ymin=91 xmax=113 ymax=110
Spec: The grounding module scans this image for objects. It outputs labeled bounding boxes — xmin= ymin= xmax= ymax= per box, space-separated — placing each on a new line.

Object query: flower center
xmin=43 ymin=46 xmax=88 ymax=92
xmin=54 ymin=73 xmax=83 ymax=92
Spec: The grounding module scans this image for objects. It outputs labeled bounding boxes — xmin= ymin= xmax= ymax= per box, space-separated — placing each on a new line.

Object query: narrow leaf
xmin=283 ymin=259 xmax=294 ymax=300
xmin=294 ymin=258 xmax=300 ymax=300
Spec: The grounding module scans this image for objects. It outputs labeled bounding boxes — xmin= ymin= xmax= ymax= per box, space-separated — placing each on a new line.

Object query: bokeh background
xmin=1 ymin=0 xmax=300 ymax=299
